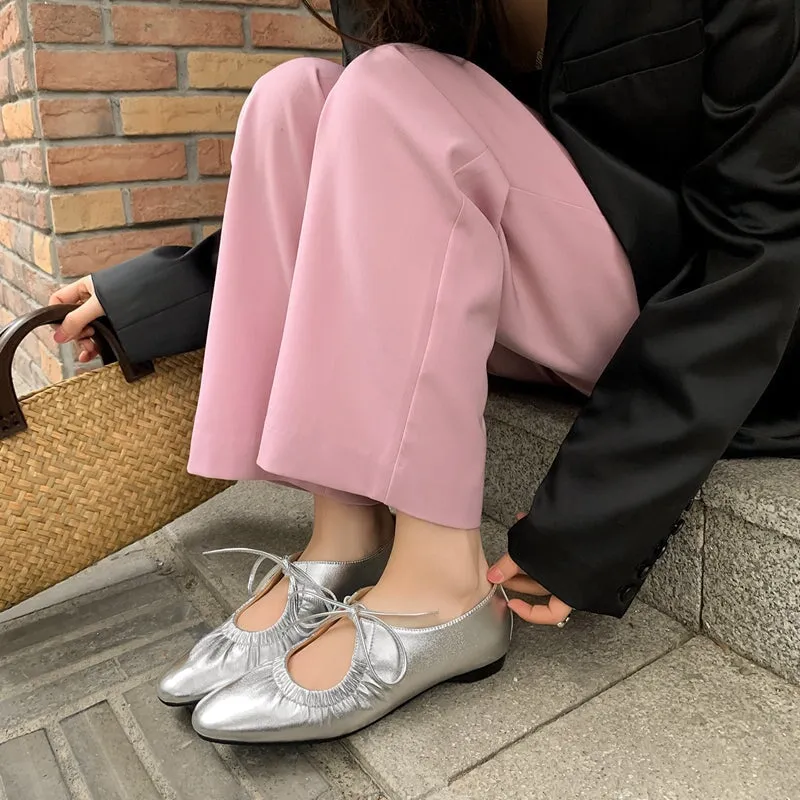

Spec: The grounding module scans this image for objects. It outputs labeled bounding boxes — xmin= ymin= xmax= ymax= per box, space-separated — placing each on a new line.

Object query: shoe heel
xmin=450 ymin=655 xmax=506 ymax=684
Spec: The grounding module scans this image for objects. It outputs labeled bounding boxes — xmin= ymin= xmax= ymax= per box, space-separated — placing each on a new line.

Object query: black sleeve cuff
xmin=92 ymin=232 xmax=219 ymax=364
xmin=507 ymin=515 xmax=674 ymax=618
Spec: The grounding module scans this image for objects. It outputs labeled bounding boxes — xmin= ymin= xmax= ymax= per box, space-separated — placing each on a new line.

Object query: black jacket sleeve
xmin=92 ymin=230 xmax=220 ymax=364
xmin=510 ymin=0 xmax=800 ymax=616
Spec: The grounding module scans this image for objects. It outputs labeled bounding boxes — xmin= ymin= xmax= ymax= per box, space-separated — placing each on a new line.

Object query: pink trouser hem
xmin=188 ymin=427 xmax=484 ymax=529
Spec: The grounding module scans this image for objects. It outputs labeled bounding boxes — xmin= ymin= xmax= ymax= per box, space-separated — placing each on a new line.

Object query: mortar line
xmin=106 ymin=694 xmax=180 ymax=800
xmin=339 ymin=742 xmax=398 ymax=800
xmin=300 ymin=741 xmax=383 ymax=800
xmin=154 ymin=521 xmax=269 ymax=624
xmin=0 ymin=617 xmax=204 ymax=705
xmin=0 ymin=572 xmax=164 ymax=640
xmin=45 ymin=722 xmax=92 ymax=800
xmin=698 ymin=494 xmax=708 ymax=632
xmin=0 ymin=570 xmax=164 ymax=635
xmin=0 ymin=586 xmax=187 ymax=669
xmin=211 ymin=744 xmax=266 ymax=800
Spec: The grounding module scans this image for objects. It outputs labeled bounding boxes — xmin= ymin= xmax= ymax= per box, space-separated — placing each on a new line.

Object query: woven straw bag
xmin=0 ymin=304 xmax=232 ymax=612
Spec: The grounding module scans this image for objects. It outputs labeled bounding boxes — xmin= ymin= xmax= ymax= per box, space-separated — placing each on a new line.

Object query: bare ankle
xmin=363 ymin=514 xmax=491 ymax=622
xmin=302 ymin=499 xmax=394 ymax=563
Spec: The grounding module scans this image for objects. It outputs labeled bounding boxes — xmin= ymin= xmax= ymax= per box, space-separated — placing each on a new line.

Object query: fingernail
xmin=487 ymin=567 xmax=504 ymax=583
xmin=53 ymin=331 xmax=66 ymax=343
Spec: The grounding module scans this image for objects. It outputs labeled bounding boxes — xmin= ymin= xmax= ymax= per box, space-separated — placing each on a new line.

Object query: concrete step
xmin=484 ymin=388 xmax=800 ymax=685
xmin=3 ymin=482 xmax=798 ymax=800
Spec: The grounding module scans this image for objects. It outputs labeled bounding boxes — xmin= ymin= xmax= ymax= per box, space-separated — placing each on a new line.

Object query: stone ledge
xmin=484 ymin=389 xmax=800 ymax=683
xmin=487 ymin=388 xmax=800 ymax=542
xmin=704 ymin=459 xmax=800 ymax=542
xmin=485 ymin=388 xmax=578 ymax=444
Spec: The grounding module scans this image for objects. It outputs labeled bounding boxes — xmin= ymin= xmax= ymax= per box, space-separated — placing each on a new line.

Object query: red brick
xmin=0 ymin=55 xmax=9 ymax=100
xmin=0 ymin=185 xmax=49 ymax=228
xmin=32 ymin=231 xmax=53 ymax=273
xmin=197 ymin=137 xmax=234 ymax=176
xmin=0 ymin=246 xmax=25 ymax=289
xmin=0 ymin=3 xmax=22 ymax=53
xmin=38 ymin=98 xmax=115 ymax=139
xmin=7 ymin=219 xmax=34 ymax=264
xmin=130 ymin=183 xmax=228 ymax=223
xmin=50 ymin=189 xmax=125 ymax=234
xmin=0 ymin=219 xmax=46 ymax=272
xmin=2 ymin=144 xmax=46 ymax=183
xmin=7 ymin=348 xmax=50 ymax=392
xmin=188 ymin=0 xmax=299 ymax=5
xmin=0 ymin=250 xmax=59 ymax=357
xmin=9 ymin=50 xmax=31 ymax=95
xmin=35 ymin=49 xmax=177 ymax=92
xmin=39 ymin=341 xmax=64 ymax=383
xmin=58 ymin=226 xmax=193 ymax=276
xmin=187 ymin=50 xmax=294 ymax=89
xmin=1 ymin=98 xmax=35 ymax=140
xmin=8 ymin=222 xmax=33 ymax=263
xmin=21 ymin=258 xmax=58 ymax=306
xmin=0 ymin=280 xmax=44 ymax=363
xmin=251 ymin=11 xmax=340 ymax=49
xmin=120 ymin=95 xmax=244 ymax=135
xmin=30 ymin=3 xmax=103 ymax=44
xmin=112 ymin=5 xmax=243 ymax=46
xmin=47 ymin=142 xmax=187 ymax=187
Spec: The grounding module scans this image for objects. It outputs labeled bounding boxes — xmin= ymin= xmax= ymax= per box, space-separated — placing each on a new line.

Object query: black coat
xmin=93 ymin=0 xmax=800 ymax=618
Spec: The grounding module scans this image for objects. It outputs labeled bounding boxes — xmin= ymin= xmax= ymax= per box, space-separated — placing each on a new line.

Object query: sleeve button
xmin=618 ymin=584 xmax=638 ymax=604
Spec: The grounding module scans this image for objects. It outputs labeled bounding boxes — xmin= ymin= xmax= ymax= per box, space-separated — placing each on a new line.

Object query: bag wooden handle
xmin=0 ymin=305 xmax=155 ymax=440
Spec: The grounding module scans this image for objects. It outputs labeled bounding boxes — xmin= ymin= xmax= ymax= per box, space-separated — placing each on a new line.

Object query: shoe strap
xmin=298 ymin=591 xmax=436 ymax=687
xmin=203 ymin=548 xmax=338 ymax=604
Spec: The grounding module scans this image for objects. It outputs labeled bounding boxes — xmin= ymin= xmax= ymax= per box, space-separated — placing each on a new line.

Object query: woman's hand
xmin=487 ymin=514 xmax=573 ymax=626
xmin=48 ymin=276 xmax=106 ymax=363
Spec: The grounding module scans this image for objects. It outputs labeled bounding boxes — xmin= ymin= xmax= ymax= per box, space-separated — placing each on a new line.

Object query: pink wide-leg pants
xmin=188 ymin=45 xmax=639 ymax=530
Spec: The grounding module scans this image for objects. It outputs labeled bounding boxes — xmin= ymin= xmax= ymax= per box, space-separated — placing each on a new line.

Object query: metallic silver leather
xmin=191 ymin=587 xmax=512 ymax=743
xmin=156 ymin=546 xmax=391 ymax=706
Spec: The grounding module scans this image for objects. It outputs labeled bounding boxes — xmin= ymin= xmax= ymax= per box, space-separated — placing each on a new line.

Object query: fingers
xmin=507 ymin=595 xmax=573 ymax=626
xmin=497 ymin=515 xmax=572 ymax=626
xmin=49 ymin=277 xmax=91 ymax=307
xmin=76 ymin=326 xmax=99 ymax=362
xmin=54 ymin=295 xmax=103 ymax=344
xmin=77 ymin=344 xmax=98 ymax=363
xmin=487 ymin=552 xmax=523 ymax=584
xmin=50 ymin=277 xmax=105 ymax=345
xmin=502 ymin=575 xmax=550 ymax=596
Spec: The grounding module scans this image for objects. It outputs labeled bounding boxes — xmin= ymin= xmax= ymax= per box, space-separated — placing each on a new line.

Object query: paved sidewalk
xmin=1 ymin=483 xmax=798 ymax=800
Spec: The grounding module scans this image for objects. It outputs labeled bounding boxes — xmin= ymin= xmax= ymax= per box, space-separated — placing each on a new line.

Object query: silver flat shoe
xmin=191 ymin=586 xmax=512 ymax=743
xmin=157 ymin=545 xmax=391 ymax=706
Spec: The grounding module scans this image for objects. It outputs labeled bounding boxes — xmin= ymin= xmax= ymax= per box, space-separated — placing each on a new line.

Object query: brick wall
xmin=0 ymin=0 xmax=340 ymax=394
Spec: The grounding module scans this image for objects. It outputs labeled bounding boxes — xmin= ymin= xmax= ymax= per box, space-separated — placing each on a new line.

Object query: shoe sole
xmin=159 ymin=698 xmax=198 ymax=708
xmin=193 ymin=655 xmax=507 ymax=745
